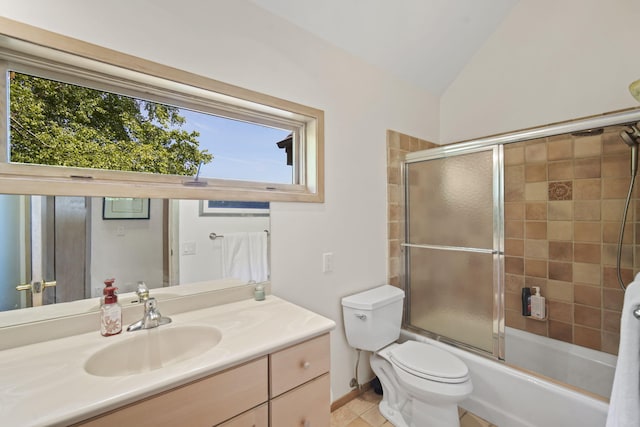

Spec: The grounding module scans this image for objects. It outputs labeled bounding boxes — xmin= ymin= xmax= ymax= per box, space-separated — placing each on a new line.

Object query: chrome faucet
xmin=126 ymin=290 xmax=172 ymax=332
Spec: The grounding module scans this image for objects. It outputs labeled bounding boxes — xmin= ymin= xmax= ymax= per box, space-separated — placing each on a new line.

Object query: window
xmin=0 ymin=23 xmax=324 ymax=202
xmin=9 ymin=72 xmax=295 ymax=184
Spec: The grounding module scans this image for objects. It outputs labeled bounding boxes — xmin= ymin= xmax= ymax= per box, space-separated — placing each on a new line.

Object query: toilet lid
xmin=389 ymin=341 xmax=470 ymax=384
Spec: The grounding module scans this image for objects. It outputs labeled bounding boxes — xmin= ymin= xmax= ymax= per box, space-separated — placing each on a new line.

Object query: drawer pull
xmin=302 ymin=361 xmax=311 ymax=369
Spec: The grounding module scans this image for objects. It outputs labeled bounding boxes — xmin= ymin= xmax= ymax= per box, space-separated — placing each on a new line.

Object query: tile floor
xmin=330 ymin=388 xmax=498 ymax=427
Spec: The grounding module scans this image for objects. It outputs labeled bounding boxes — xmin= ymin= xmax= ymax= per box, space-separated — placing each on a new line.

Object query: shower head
xmin=620 ymin=124 xmax=640 ymax=177
xmin=621 ymin=129 xmax=638 ymax=147
xmin=620 ymin=124 xmax=640 ymax=147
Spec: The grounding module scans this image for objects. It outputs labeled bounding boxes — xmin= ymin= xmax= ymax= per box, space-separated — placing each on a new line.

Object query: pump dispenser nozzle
xmin=103 ymin=278 xmax=118 ymax=304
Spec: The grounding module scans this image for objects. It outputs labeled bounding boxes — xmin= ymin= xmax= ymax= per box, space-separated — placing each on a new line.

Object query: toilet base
xmin=379 ymin=400 xmax=409 ymax=427
xmin=411 ymin=399 xmax=460 ymax=427
xmin=378 ymin=399 xmax=460 ymax=427
xmin=370 ymin=345 xmax=468 ymax=427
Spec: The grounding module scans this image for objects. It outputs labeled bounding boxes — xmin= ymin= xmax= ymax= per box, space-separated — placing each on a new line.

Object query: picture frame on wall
xmin=102 ymin=197 xmax=150 ymax=220
xmin=199 ymin=200 xmax=270 ymax=217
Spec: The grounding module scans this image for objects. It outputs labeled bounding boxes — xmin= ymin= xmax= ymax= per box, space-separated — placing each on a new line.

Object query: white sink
xmin=84 ymin=325 xmax=222 ymax=377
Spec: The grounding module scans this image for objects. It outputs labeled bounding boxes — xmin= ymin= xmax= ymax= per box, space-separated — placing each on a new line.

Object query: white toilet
xmin=341 ymin=285 xmax=472 ymax=427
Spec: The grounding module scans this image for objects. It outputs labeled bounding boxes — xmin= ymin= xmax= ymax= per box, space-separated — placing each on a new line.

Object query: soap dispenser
xmin=531 ymin=286 xmax=546 ymax=320
xmin=101 ymin=278 xmax=122 ymax=336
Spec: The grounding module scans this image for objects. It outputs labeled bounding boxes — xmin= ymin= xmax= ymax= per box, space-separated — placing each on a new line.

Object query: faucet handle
xmin=136 ymin=281 xmax=149 ymax=301
xmin=127 ymin=296 xmax=171 ymax=331
xmin=142 ymin=297 xmax=159 ymax=329
xmin=144 ymin=297 xmax=157 ymax=312
xmin=143 ymin=297 xmax=172 ymax=328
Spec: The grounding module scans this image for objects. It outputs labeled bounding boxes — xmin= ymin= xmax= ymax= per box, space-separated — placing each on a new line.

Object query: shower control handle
xmin=354 ymin=313 xmax=367 ymax=321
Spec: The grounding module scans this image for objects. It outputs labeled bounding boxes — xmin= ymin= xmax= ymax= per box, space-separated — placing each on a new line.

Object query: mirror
xmin=0 ymin=194 xmax=270 ymax=326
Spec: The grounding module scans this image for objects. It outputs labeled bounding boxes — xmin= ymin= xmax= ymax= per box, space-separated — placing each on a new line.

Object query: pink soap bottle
xmin=100 ymin=278 xmax=122 ymax=336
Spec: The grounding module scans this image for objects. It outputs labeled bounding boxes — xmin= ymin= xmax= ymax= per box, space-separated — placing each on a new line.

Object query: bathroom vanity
xmin=76 ymin=334 xmax=330 ymax=426
xmin=0 ymin=293 xmax=335 ymax=426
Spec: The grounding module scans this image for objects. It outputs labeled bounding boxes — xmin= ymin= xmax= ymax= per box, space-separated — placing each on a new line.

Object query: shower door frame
xmin=400 ymin=108 xmax=640 ymax=361
xmin=402 ymin=144 xmax=505 ymax=360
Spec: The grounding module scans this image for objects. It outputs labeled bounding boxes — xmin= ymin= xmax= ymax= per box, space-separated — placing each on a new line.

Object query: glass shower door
xmin=403 ymin=146 xmax=503 ymax=357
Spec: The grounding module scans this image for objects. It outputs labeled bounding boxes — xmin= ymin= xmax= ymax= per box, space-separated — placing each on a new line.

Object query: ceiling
xmin=250 ymin=0 xmax=520 ymax=95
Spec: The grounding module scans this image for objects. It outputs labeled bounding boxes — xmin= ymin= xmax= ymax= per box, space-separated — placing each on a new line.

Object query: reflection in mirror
xmin=0 ymin=194 xmax=269 ymax=318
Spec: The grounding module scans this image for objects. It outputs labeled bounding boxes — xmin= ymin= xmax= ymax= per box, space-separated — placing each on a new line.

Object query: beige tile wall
xmin=386 ymin=130 xmax=437 ymax=287
xmin=504 ymin=128 xmax=636 ymax=354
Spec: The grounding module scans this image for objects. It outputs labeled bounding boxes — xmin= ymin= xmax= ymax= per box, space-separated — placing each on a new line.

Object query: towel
xmin=606 ymin=273 xmax=640 ymax=427
xmin=221 ymin=231 xmax=269 ymax=283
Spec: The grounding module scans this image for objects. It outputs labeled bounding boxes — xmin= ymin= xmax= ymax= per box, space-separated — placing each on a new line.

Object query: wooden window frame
xmin=0 ymin=17 xmax=324 ymax=203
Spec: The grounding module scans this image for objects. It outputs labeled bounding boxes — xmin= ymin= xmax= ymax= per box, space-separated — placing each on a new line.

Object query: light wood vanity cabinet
xmin=270 ymin=374 xmax=330 ymax=426
xmin=217 ymin=403 xmax=268 ymax=427
xmin=75 ymin=333 xmax=330 ymax=427
xmin=270 ymin=333 xmax=331 ymax=427
xmin=76 ymin=357 xmax=268 ymax=427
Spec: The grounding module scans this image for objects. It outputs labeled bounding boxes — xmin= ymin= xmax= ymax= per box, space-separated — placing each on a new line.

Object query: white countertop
xmin=0 ymin=296 xmax=335 ymax=427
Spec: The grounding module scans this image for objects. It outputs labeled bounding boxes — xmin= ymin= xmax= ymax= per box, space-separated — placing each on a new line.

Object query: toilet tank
xmin=341 ymin=285 xmax=405 ymax=351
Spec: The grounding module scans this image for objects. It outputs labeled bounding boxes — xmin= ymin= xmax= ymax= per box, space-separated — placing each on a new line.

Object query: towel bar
xmin=209 ymin=230 xmax=270 ymax=240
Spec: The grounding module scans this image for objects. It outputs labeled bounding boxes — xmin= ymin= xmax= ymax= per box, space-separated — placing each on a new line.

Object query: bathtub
xmin=505 ymin=326 xmax=617 ymax=399
xmin=401 ymin=330 xmax=610 ymax=427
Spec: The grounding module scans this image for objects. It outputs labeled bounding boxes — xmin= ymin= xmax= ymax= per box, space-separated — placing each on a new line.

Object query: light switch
xmin=182 ymin=241 xmax=196 ymax=255
xmin=322 ymin=252 xmax=333 ymax=273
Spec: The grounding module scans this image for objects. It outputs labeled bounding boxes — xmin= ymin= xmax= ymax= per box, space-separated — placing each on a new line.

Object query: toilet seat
xmin=389 ymin=341 xmax=470 ymax=384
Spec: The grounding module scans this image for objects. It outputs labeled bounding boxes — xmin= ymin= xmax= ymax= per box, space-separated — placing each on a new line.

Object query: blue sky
xmin=179 ymin=109 xmax=292 ymax=184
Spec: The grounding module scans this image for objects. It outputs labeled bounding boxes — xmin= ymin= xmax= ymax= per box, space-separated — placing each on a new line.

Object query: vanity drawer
xmin=270 ymin=333 xmax=330 ymax=397
xmin=77 ymin=357 xmax=268 ymax=427
xmin=270 ymin=373 xmax=330 ymax=427
xmin=217 ymin=403 xmax=268 ymax=427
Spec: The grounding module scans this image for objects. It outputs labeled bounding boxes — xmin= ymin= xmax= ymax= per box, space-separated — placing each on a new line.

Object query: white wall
xmin=0 ymin=0 xmax=440 ymax=401
xmin=90 ymin=198 xmax=164 ymax=296
xmin=441 ymin=0 xmax=640 ymax=143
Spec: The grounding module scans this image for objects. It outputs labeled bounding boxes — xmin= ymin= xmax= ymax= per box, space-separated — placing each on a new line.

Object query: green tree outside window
xmin=9 ymin=72 xmax=213 ymax=175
